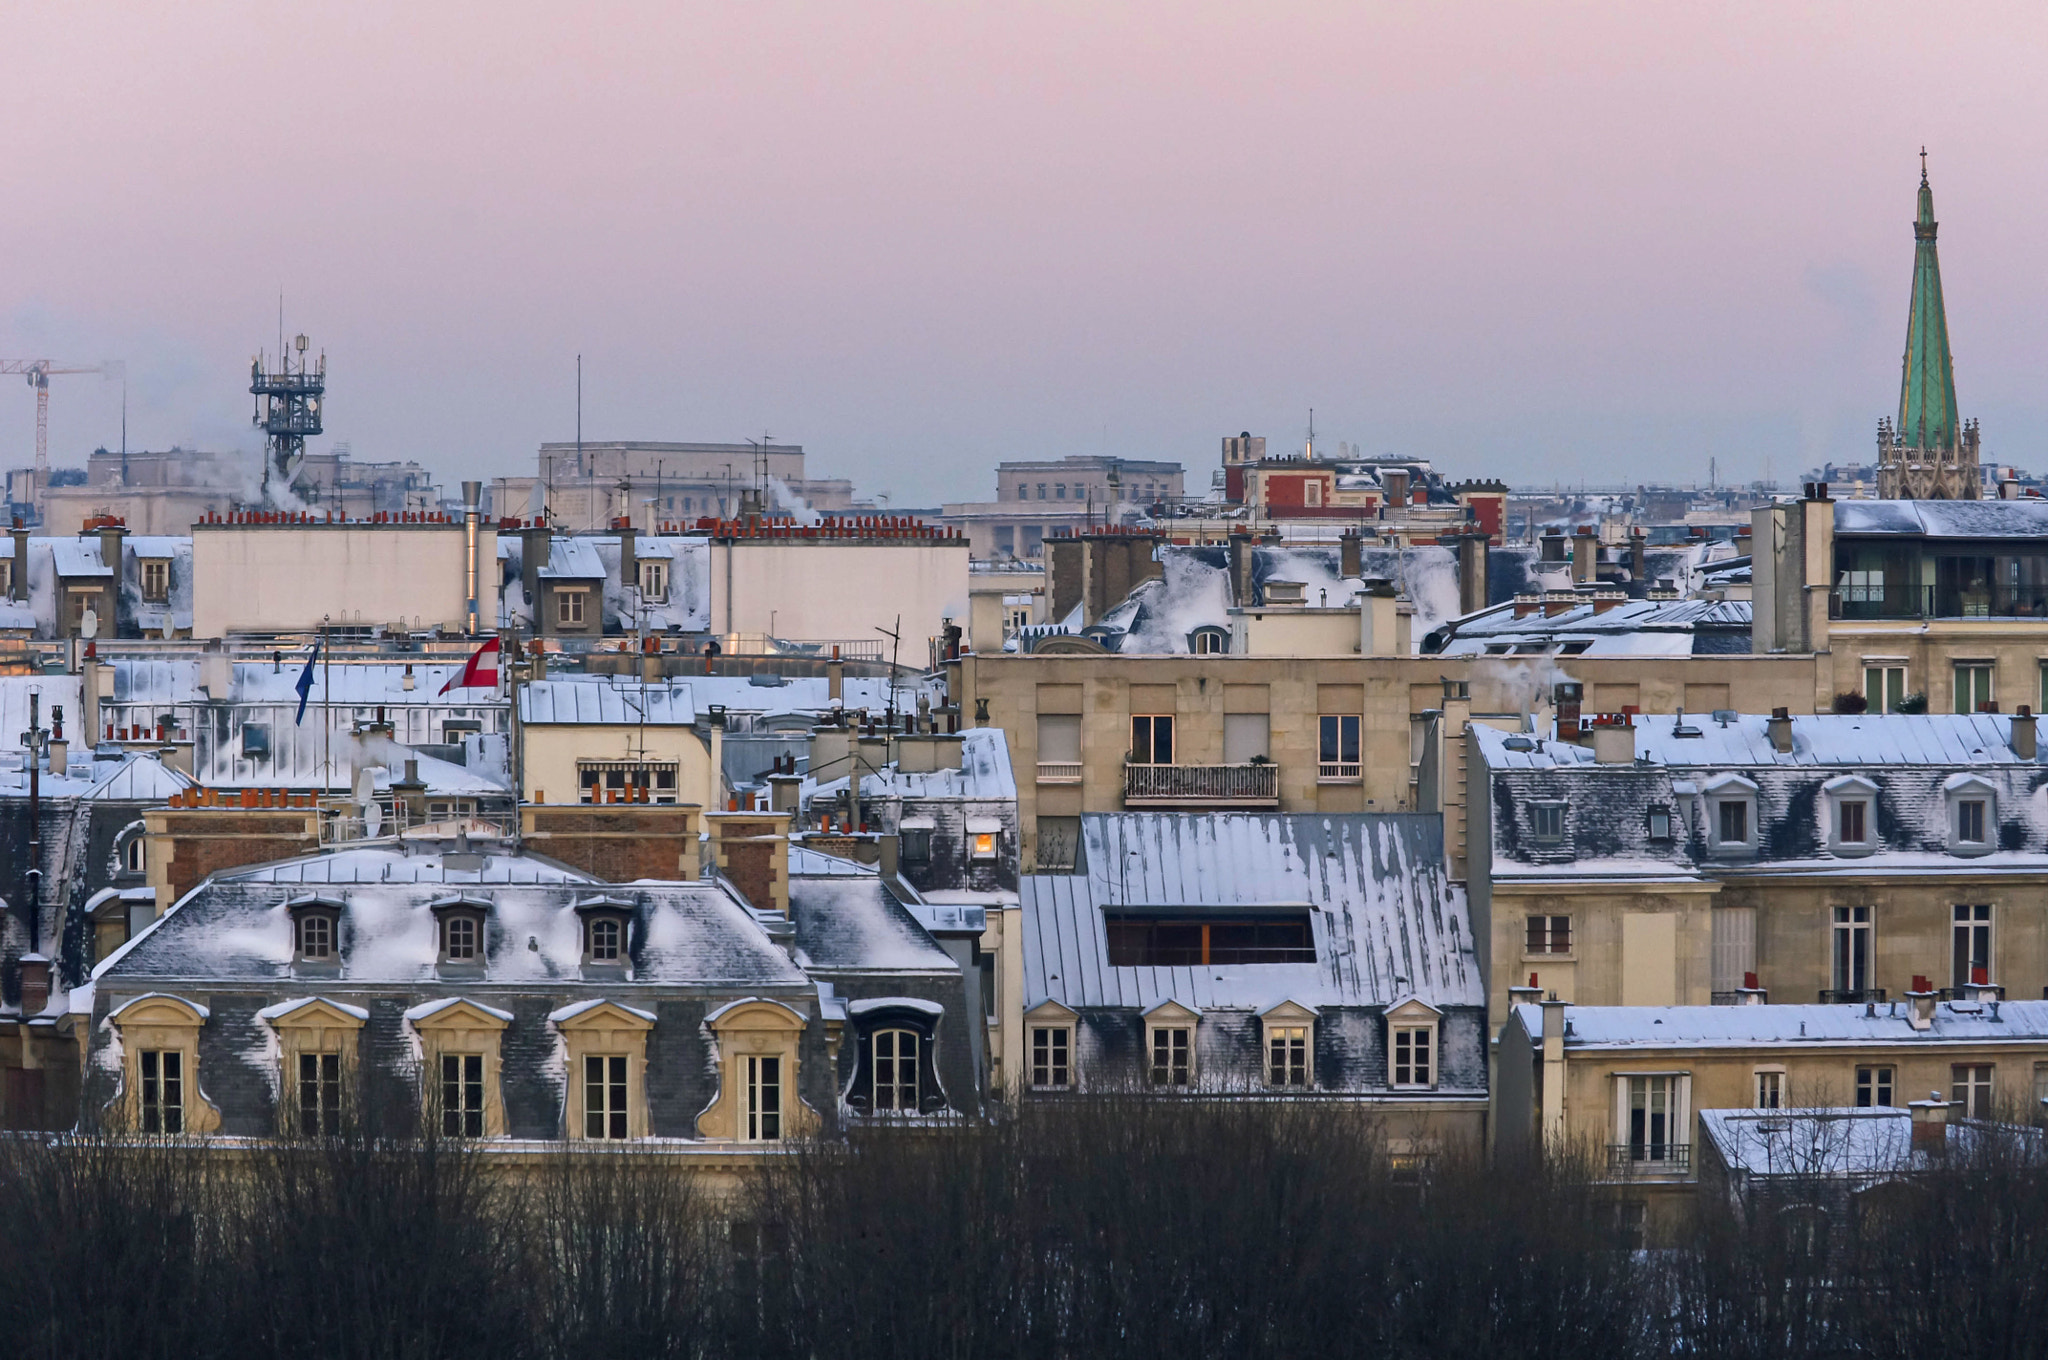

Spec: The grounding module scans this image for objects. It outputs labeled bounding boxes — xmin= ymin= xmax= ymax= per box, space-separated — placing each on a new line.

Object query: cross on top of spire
xmin=1921 ymin=146 xmax=1928 ymax=183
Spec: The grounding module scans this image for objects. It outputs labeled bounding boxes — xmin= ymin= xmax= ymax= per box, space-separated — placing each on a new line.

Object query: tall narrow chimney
xmin=1767 ymin=706 xmax=1794 ymax=754
xmin=1910 ymin=1093 xmax=1949 ymax=1152
xmin=2013 ymin=706 xmax=2037 ymax=760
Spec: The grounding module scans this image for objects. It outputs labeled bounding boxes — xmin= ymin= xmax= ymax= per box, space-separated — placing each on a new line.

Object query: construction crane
xmin=0 ymin=359 xmax=121 ymax=485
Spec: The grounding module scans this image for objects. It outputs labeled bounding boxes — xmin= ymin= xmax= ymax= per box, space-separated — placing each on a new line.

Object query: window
xmin=1106 ymin=914 xmax=1315 ymax=965
xmin=1856 ymin=1065 xmax=1895 ymax=1108
xmin=557 ymin=590 xmax=586 ymax=626
xmin=1150 ymin=1027 xmax=1191 ymax=1086
xmin=1191 ymin=628 xmax=1228 ymax=655
xmin=1717 ymin=800 xmax=1748 ymax=845
xmin=298 ymin=1052 xmax=342 ymax=1135
xmin=296 ymin=913 xmax=335 ymax=961
xmin=1755 ymin=1070 xmax=1783 ymax=1110
xmin=1526 ymin=915 xmax=1572 ymax=955
xmin=1625 ymin=1075 xmax=1679 ymax=1163
xmin=1952 ymin=905 xmax=1992 ymax=988
xmin=1951 ymin=1064 xmax=1993 ymax=1118
xmin=871 ymin=1030 xmax=919 ymax=1112
xmin=1711 ymin=907 xmax=1757 ymax=997
xmin=901 ymin=826 xmax=933 ymax=861
xmin=442 ymin=915 xmax=479 ymax=961
xmin=1392 ymin=1028 xmax=1433 ymax=1088
xmin=588 ymin=916 xmax=622 ymax=962
xmin=1130 ymin=714 xmax=1174 ymax=765
xmin=139 ymin=1050 xmax=182 ymax=1134
xmin=1222 ymin=712 xmax=1269 ymax=764
xmin=971 ymin=831 xmax=997 ymax=860
xmin=1268 ymin=1026 xmax=1309 ymax=1087
xmin=1958 ymin=799 xmax=1987 ymax=844
xmin=123 ymin=836 xmax=146 ymax=874
xmin=1865 ymin=664 xmax=1906 ymax=714
xmin=242 ymin=723 xmax=271 ymax=759
xmin=1833 ymin=906 xmax=1872 ymax=996
xmin=1036 ymin=483 xmax=1047 ymax=499
xmin=441 ymin=1053 xmax=485 ymax=1138
xmin=1839 ymin=799 xmax=1867 ymax=844
xmin=577 ymin=760 xmax=681 ymax=804
xmin=1647 ymin=806 xmax=1672 ymax=840
xmin=744 ymin=1055 xmax=781 ymax=1141
xmin=1022 ymin=525 xmax=1044 ymax=557
xmin=584 ymin=1055 xmax=629 ymax=1139
xmin=1955 ymin=663 xmax=1994 ymax=714
xmin=1031 ymin=1026 xmax=1071 ymax=1089
xmin=637 ymin=559 xmax=668 ymax=602
xmin=979 ymin=954 xmax=996 ymax=1020
xmin=1318 ymin=714 xmax=1361 ymax=780
xmin=141 ymin=558 xmax=170 ymax=603
xmin=1531 ymin=802 xmax=1566 ymax=843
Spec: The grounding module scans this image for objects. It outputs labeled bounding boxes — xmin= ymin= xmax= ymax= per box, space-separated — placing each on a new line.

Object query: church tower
xmin=1877 ymin=154 xmax=1980 ymax=499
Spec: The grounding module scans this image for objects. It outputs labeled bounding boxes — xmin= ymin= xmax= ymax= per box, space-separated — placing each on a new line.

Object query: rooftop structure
xmin=1878 ymin=159 xmax=1980 ymax=500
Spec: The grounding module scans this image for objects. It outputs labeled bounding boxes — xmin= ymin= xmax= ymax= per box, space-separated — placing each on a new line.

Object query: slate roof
xmin=517 ymin=678 xmax=697 ymax=725
xmin=1833 ymin=499 xmax=2048 ymax=539
xmin=806 ymin=727 xmax=1017 ymax=802
xmin=98 ymin=874 xmax=808 ymax=990
xmin=1475 ymin=712 xmax=2040 ymax=771
xmin=1698 ymin=1108 xmax=2035 ymax=1177
xmin=1022 ymin=813 xmax=1480 ymax=1013
xmin=788 ymin=876 xmax=960 ymax=975
xmin=1429 ymin=598 xmax=1751 ymax=658
xmin=214 ymin=843 xmax=597 ymax=886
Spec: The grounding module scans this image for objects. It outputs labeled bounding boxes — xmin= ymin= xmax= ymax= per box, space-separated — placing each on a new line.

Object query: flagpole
xmin=321 ymin=616 xmax=331 ymax=796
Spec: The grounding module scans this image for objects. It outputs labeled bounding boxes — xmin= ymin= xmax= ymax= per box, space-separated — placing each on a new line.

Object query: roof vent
xmin=1503 ymin=735 xmax=1534 ymax=752
xmin=1712 ymin=710 xmax=1737 ymax=726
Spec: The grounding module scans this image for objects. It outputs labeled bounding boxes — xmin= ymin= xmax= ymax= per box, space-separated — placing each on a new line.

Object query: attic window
xmin=1531 ymin=802 xmax=1566 ymax=844
xmin=1485 ymin=644 xmax=1512 ymax=655
xmin=971 ymin=833 xmax=997 ymax=860
xmin=1105 ymin=913 xmax=1315 ymax=966
xmin=444 ymin=916 xmax=479 ymax=961
xmin=242 ymin=724 xmax=271 ymax=760
xmin=1944 ymin=776 xmax=1997 ymax=856
xmin=141 ymin=558 xmax=171 ymax=603
xmin=1188 ymin=626 xmax=1229 ymax=656
xmin=1559 ymin=640 xmax=1592 ymax=656
xmin=1823 ymin=775 xmax=1879 ymax=858
xmin=588 ymin=917 xmax=622 ymax=962
xmin=1647 ymin=807 xmax=1672 ymax=840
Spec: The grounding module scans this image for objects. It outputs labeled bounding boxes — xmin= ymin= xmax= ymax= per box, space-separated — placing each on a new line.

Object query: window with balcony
xmin=1616 ymin=1073 xmax=1688 ymax=1169
xmin=578 ymin=760 xmax=680 ymax=805
xmin=1319 ymin=714 xmax=1361 ymax=781
xmin=1130 ymin=714 xmax=1174 ymax=765
xmin=1036 ymin=713 xmax=1082 ymax=784
xmin=1106 ymin=913 xmax=1315 ymax=966
xmin=1952 ymin=904 xmax=1993 ymax=990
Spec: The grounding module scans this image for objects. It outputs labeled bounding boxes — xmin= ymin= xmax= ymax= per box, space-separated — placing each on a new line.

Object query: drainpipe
xmin=462 ymin=481 xmax=481 ymax=636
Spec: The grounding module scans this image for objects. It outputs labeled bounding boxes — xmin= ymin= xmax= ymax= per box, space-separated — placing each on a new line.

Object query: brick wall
xmin=145 ymin=809 xmax=321 ymax=903
xmin=519 ymin=804 xmax=700 ymax=882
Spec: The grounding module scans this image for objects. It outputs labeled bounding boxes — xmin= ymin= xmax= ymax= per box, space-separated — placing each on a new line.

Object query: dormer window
xmin=1531 ymin=801 xmax=1566 ymax=843
xmin=1647 ymin=806 xmax=1672 ymax=841
xmin=287 ymin=895 xmax=344 ymax=968
xmin=1823 ymin=774 xmax=1879 ymax=859
xmin=1187 ymin=625 xmax=1230 ymax=656
xmin=1703 ymin=774 xmax=1758 ymax=858
xmin=298 ymin=913 xmax=335 ymax=960
xmin=430 ymin=896 xmax=491 ymax=967
xmin=589 ymin=918 xmax=621 ymax=961
xmin=140 ymin=558 xmax=171 ymax=604
xmin=1944 ymin=774 xmax=1997 ymax=856
xmin=574 ymin=895 xmax=635 ymax=968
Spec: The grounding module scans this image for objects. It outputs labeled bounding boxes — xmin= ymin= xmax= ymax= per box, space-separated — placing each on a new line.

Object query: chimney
xmin=520 ymin=520 xmax=551 ymax=607
xmin=9 ymin=522 xmax=26 ymax=603
xmin=1452 ymin=532 xmax=1489 ymax=616
xmin=617 ymin=520 xmax=638 ymax=596
xmin=1767 ymin=706 xmax=1794 ymax=754
xmin=17 ymin=955 xmax=50 ymax=1016
xmin=1360 ymin=580 xmax=1400 ymax=657
xmin=1906 ymin=978 xmax=1936 ymax=1031
xmin=767 ymin=769 xmax=803 ymax=814
xmin=1737 ymin=971 xmax=1767 ymax=1004
xmin=1910 ymin=1093 xmax=1950 ymax=1151
xmin=392 ymin=757 xmax=428 ymax=825
xmin=462 ymin=480 xmax=483 ymax=636
xmin=1570 ymin=527 xmax=1596 ymax=585
xmin=1385 ymin=468 xmax=1410 ymax=505
xmin=1227 ymin=531 xmax=1257 ymax=608
xmin=1542 ymin=590 xmax=1576 ymax=618
xmin=1512 ymin=592 xmax=1540 ymax=620
xmin=1539 ymin=528 xmax=1566 ymax=564
xmin=1591 ymin=589 xmax=1627 ymax=615
xmin=705 ymin=811 xmax=792 ymax=916
xmin=1628 ymin=529 xmax=1648 ymax=597
xmin=2014 ymin=706 xmax=2037 ymax=760
xmin=1553 ymin=683 xmax=1583 ymax=738
xmin=1539 ymin=996 xmax=1569 ymax=1152
xmin=96 ymin=518 xmax=126 ymax=590
xmin=828 ymin=646 xmax=844 ymax=703
xmin=1591 ymin=714 xmax=1635 ymax=764
xmin=1339 ymin=529 xmax=1363 ymax=579
xmin=641 ymin=636 xmax=661 ymax=684
xmin=2000 ymin=479 xmax=2021 ymax=500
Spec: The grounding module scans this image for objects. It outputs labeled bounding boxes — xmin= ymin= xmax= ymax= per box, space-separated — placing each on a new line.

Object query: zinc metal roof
xmin=517 ymin=678 xmax=697 ymax=725
xmin=1510 ymin=999 xmax=2048 ymax=1049
xmin=1833 ymin=499 xmax=2048 ymax=539
xmin=1473 ymin=712 xmax=2039 ymax=770
xmin=1021 ymin=813 xmax=1479 ymax=1013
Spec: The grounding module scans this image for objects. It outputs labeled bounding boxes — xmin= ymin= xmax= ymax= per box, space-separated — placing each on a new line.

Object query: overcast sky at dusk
xmin=6 ymin=3 xmax=2048 ymax=503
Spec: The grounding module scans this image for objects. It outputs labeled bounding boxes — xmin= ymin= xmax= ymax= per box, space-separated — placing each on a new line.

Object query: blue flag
xmin=294 ymin=644 xmax=319 ymax=725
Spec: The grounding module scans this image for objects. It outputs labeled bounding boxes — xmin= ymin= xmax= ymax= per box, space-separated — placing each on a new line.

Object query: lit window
xmin=1150 ymin=1027 xmax=1191 ymax=1087
xmin=584 ymin=1054 xmax=629 ymax=1139
xmin=441 ymin=1053 xmax=485 ymax=1138
xmin=871 ymin=1029 xmax=919 ymax=1112
xmin=1856 ymin=1065 xmax=1894 ymax=1108
xmin=1267 ymin=1026 xmax=1310 ymax=1087
xmin=139 ymin=1050 xmax=183 ymax=1134
xmin=1391 ymin=1028 xmax=1433 ymax=1088
xmin=744 ymin=1055 xmax=781 ymax=1141
xmin=1031 ymin=1026 xmax=1071 ymax=1089
xmin=298 ymin=1052 xmax=343 ymax=1135
xmin=971 ymin=832 xmax=997 ymax=860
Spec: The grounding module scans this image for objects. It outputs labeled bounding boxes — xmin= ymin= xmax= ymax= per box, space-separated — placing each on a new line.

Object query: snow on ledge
xmin=108 ymin=992 xmax=211 ymax=1022
xmin=404 ymin=996 xmax=515 ymax=1025
xmin=845 ymin=996 xmax=945 ymax=1019
xmin=548 ymin=998 xmax=657 ymax=1025
xmin=257 ymin=997 xmax=371 ymax=1023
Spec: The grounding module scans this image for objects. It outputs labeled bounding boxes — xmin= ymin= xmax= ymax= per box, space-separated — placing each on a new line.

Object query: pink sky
xmin=6 ymin=2 xmax=2048 ymax=501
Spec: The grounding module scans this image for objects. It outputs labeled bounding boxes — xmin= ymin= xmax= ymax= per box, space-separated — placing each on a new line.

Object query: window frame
xmin=1646 ymin=806 xmax=1673 ymax=841
xmin=1951 ymin=1063 xmax=1993 ymax=1118
xmin=637 ymin=558 xmax=669 ymax=603
xmin=869 ymin=1028 xmax=921 ymax=1114
xmin=1129 ymin=713 xmax=1175 ymax=766
xmin=1614 ymin=1071 xmax=1691 ymax=1167
xmin=140 ymin=557 xmax=172 ymax=604
xmin=1754 ymin=1067 xmax=1785 ymax=1111
xmin=410 ymin=998 xmax=510 ymax=1140
xmin=1865 ymin=664 xmax=1907 ymax=714
xmin=1703 ymin=775 xmax=1759 ymax=858
xmin=1143 ymin=1001 xmax=1199 ymax=1089
xmin=1954 ymin=663 xmax=1994 ymax=715
xmin=1525 ymin=913 xmax=1573 ymax=957
xmin=1261 ymin=1002 xmax=1317 ymax=1089
xmin=1029 ymin=1020 xmax=1073 ymax=1091
xmin=1856 ymin=1064 xmax=1895 ymax=1109
xmin=743 ymin=1054 xmax=782 ymax=1142
xmin=556 ymin=587 xmax=587 ymax=627
xmin=1945 ymin=776 xmax=1998 ymax=857
xmin=698 ymin=997 xmax=812 ymax=1141
xmin=554 ymin=999 xmax=655 ymax=1142
xmin=441 ymin=1052 xmax=487 ymax=1138
xmin=1832 ymin=905 xmax=1873 ymax=996
xmin=1952 ymin=904 xmax=1993 ymax=989
xmin=1530 ymin=800 xmax=1567 ymax=844
xmin=1317 ymin=713 xmax=1362 ymax=782
xmin=1823 ymin=774 xmax=1879 ymax=858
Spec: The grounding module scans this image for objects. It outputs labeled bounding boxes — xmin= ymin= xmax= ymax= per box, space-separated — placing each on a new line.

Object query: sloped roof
xmin=789 ymin=877 xmax=958 ymax=974
xmin=1834 ymin=499 xmax=2048 ymax=538
xmin=84 ymin=754 xmax=193 ymax=801
xmin=518 ymin=678 xmax=696 ymax=725
xmin=1022 ymin=813 xmax=1479 ymax=1013
xmin=215 ymin=844 xmax=598 ymax=886
xmin=49 ymin=539 xmax=111 ymax=578
xmin=1473 ymin=712 xmax=2039 ymax=771
xmin=541 ymin=537 xmax=607 ymax=579
xmin=1514 ymin=999 xmax=2048 ymax=1048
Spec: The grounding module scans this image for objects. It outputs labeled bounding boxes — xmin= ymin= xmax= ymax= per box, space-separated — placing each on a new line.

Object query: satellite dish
xmin=353 ymin=767 xmax=375 ymax=807
xmin=80 ymin=608 xmax=98 ymax=640
xmin=161 ymin=618 xmax=175 ymax=640
xmin=363 ymin=798 xmax=383 ymax=839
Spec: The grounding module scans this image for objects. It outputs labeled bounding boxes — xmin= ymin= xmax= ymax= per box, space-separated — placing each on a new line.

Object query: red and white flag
xmin=439 ymin=636 xmax=502 ymax=694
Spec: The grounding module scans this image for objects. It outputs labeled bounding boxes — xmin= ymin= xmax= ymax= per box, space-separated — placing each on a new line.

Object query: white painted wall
xmin=708 ymin=540 xmax=969 ymax=653
xmin=191 ymin=524 xmax=498 ymax=637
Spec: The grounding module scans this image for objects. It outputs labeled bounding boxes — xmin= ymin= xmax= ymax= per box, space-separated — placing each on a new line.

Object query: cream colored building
xmin=190 ymin=520 xmax=495 ymax=638
xmin=515 ymin=679 xmax=719 ymax=809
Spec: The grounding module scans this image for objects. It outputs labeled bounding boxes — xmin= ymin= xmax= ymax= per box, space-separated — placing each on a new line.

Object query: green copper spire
xmin=1898 ymin=151 xmax=1961 ymax=450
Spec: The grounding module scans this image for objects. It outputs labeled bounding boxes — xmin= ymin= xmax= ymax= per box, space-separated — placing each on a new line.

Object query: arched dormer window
xmin=573 ymin=895 xmax=635 ymax=974
xmin=1187 ymin=625 xmax=1231 ymax=656
xmin=429 ymin=895 xmax=491 ymax=972
xmin=843 ymin=998 xmax=946 ymax=1117
xmin=287 ymin=894 xmax=346 ymax=971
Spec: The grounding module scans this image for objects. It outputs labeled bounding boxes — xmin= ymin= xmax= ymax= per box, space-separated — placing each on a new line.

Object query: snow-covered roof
xmin=1023 ymin=813 xmax=1479 ymax=1013
xmin=1698 ymin=1107 xmax=2038 ymax=1177
xmin=83 ymin=753 xmax=193 ymax=801
xmin=1834 ymin=498 xmax=2048 ymax=539
xmin=518 ymin=678 xmax=697 ymax=725
xmin=806 ymin=727 xmax=1017 ymax=803
xmin=1429 ymin=598 xmax=1751 ymax=658
xmin=214 ymin=842 xmax=598 ymax=886
xmin=49 ymin=539 xmax=112 ymax=578
xmin=1474 ymin=712 xmax=2042 ymax=771
xmin=541 ymin=537 xmax=608 ymax=579
xmin=789 ymin=877 xmax=959 ymax=974
xmin=1509 ymin=999 xmax=2048 ymax=1049
xmin=112 ymin=659 xmax=504 ymax=707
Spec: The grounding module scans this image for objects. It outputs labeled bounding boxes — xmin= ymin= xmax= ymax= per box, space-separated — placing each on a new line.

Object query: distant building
xmin=494 ymin=440 xmax=867 ymax=532
xmin=943 ymin=455 xmax=1185 ymax=561
xmin=27 ymin=446 xmax=441 ymax=535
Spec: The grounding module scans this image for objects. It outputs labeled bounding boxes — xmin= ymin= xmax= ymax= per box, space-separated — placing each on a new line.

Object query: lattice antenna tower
xmin=251 ymin=330 xmax=324 ymax=503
